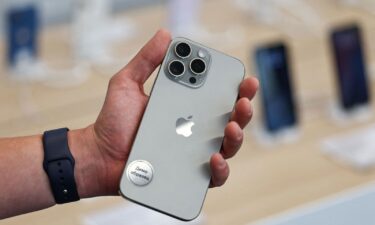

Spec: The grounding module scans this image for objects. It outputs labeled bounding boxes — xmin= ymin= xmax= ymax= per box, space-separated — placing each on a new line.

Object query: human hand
xmin=76 ymin=29 xmax=258 ymax=196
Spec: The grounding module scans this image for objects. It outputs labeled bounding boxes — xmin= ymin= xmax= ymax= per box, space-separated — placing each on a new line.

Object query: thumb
xmin=120 ymin=29 xmax=172 ymax=84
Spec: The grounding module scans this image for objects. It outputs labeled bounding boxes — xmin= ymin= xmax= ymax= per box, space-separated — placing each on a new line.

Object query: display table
xmin=2 ymin=1 xmax=375 ymax=224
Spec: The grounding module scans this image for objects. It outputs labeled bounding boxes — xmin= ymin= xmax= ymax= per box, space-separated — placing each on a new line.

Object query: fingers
xmin=221 ymin=122 xmax=243 ymax=159
xmin=209 ymin=153 xmax=229 ymax=188
xmin=121 ymin=29 xmax=172 ymax=84
xmin=239 ymin=77 xmax=259 ymax=100
xmin=210 ymin=77 xmax=258 ymax=188
xmin=210 ymin=123 xmax=243 ymax=187
xmin=230 ymin=76 xmax=258 ymax=128
xmin=231 ymin=98 xmax=252 ymax=129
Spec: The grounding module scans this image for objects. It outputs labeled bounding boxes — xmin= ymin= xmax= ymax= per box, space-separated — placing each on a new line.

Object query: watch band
xmin=42 ymin=128 xmax=80 ymax=204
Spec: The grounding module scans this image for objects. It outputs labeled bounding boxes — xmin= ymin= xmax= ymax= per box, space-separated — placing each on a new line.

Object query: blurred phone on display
xmin=330 ymin=25 xmax=370 ymax=111
xmin=255 ymin=43 xmax=298 ymax=133
xmin=6 ymin=5 xmax=39 ymax=67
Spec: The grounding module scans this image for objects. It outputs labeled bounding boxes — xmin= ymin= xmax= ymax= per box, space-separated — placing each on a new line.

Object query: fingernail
xmin=236 ymin=128 xmax=242 ymax=141
xmin=219 ymin=157 xmax=226 ymax=168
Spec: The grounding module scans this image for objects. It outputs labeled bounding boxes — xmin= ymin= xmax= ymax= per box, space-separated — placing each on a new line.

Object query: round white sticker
xmin=126 ymin=160 xmax=154 ymax=186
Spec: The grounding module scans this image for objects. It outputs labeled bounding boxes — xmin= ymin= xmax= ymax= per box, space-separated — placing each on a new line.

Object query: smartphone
xmin=119 ymin=38 xmax=245 ymax=221
xmin=255 ymin=43 xmax=297 ymax=133
xmin=330 ymin=25 xmax=370 ymax=110
xmin=6 ymin=5 xmax=39 ymax=67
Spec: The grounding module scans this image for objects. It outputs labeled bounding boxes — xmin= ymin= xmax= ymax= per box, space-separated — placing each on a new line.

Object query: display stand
xmin=3 ymin=2 xmax=91 ymax=88
xmin=252 ymin=122 xmax=300 ymax=147
xmin=329 ymin=102 xmax=372 ymax=125
xmin=72 ymin=0 xmax=136 ymax=75
xmin=167 ymin=0 xmax=245 ymax=49
xmin=8 ymin=56 xmax=45 ymax=82
xmin=322 ymin=124 xmax=375 ymax=171
xmin=8 ymin=57 xmax=90 ymax=89
xmin=168 ymin=0 xmax=201 ymax=38
xmin=235 ymin=0 xmax=326 ymax=38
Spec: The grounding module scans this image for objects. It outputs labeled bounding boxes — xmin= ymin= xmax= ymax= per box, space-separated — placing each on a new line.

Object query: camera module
xmin=190 ymin=58 xmax=206 ymax=75
xmin=168 ymin=60 xmax=185 ymax=77
xmin=175 ymin=42 xmax=191 ymax=58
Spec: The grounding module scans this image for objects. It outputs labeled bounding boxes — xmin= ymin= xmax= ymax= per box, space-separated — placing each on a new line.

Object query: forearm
xmin=0 ymin=126 xmax=106 ymax=219
xmin=0 ymin=134 xmax=54 ymax=218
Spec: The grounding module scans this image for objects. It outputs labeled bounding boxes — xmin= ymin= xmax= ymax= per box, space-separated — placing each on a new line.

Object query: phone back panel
xmin=120 ymin=37 xmax=244 ymax=221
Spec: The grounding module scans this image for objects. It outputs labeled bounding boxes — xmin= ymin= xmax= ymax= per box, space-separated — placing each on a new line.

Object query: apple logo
xmin=176 ymin=116 xmax=195 ymax=137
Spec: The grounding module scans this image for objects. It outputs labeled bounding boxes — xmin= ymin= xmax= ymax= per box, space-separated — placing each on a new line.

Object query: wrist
xmin=68 ymin=126 xmax=107 ymax=198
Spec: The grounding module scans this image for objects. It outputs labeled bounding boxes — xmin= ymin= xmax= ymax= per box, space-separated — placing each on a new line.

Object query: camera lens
xmin=175 ymin=42 xmax=191 ymax=58
xmin=190 ymin=58 xmax=206 ymax=75
xmin=168 ymin=60 xmax=185 ymax=77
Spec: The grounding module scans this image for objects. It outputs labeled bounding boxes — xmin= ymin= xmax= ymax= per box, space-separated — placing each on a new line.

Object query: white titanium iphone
xmin=119 ymin=37 xmax=245 ymax=221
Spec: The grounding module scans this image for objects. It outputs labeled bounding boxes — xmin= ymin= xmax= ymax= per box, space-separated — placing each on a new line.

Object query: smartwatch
xmin=42 ymin=128 xmax=80 ymax=204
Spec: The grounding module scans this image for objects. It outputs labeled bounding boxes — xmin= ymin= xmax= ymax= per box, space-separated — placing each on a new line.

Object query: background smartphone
xmin=119 ymin=38 xmax=244 ymax=221
xmin=330 ymin=25 xmax=370 ymax=110
xmin=255 ymin=43 xmax=297 ymax=133
xmin=6 ymin=5 xmax=39 ymax=67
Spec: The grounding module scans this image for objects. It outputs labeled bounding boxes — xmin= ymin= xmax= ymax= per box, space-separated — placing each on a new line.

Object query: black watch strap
xmin=42 ymin=128 xmax=80 ymax=204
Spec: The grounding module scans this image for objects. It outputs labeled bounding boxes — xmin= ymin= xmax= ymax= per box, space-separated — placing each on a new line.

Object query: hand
xmin=83 ymin=29 xmax=258 ymax=196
